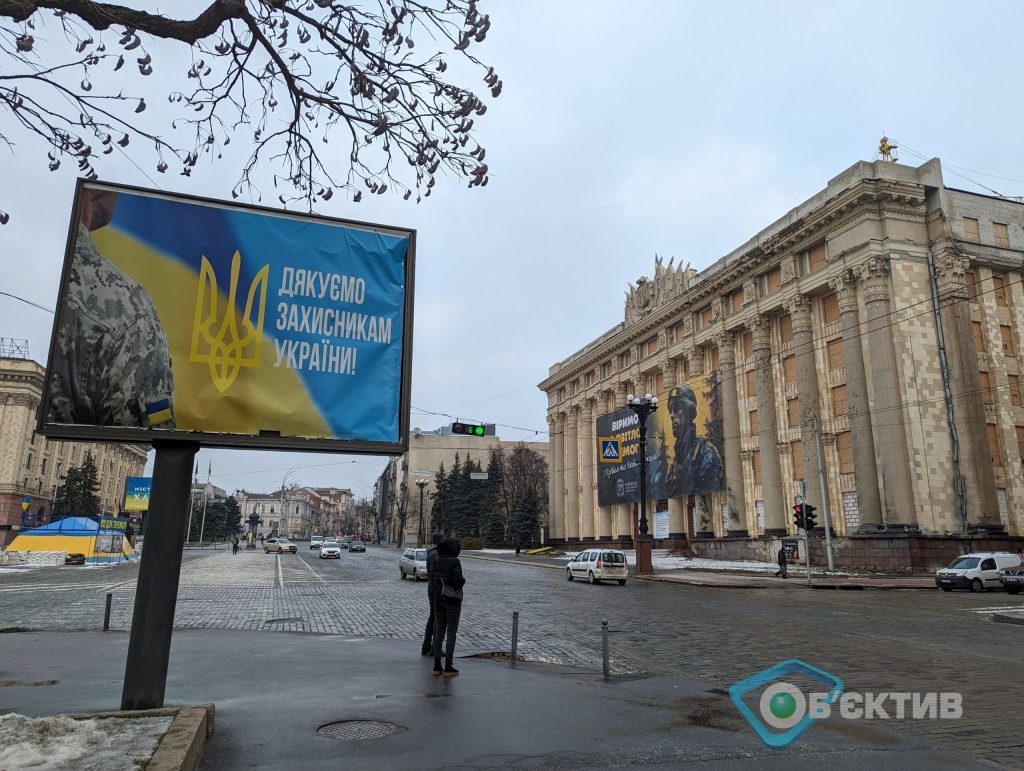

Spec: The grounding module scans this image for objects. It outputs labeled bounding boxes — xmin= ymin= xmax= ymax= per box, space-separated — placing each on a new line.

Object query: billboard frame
xmin=37 ymin=178 xmax=415 ymax=456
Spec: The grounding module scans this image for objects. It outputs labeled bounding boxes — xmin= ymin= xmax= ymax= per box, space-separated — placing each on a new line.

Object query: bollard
xmin=510 ymin=610 xmax=519 ymax=668
xmin=602 ymin=620 xmax=610 ymax=680
xmin=103 ymin=592 xmax=112 ymax=631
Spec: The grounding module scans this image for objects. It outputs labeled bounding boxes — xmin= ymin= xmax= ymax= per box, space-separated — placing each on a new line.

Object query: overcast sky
xmin=4 ymin=0 xmax=1024 ymax=500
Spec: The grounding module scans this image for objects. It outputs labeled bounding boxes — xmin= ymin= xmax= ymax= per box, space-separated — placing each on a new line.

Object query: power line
xmin=0 ymin=290 xmax=54 ymax=313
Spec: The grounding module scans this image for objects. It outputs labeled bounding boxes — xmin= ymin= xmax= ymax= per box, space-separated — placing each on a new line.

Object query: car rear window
xmin=602 ymin=552 xmax=625 ymax=564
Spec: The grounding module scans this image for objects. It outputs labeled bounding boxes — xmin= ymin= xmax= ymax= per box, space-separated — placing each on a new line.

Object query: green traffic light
xmin=473 ymin=426 xmax=484 ymax=436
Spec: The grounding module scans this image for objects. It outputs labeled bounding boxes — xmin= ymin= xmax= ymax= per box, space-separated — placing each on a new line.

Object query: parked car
xmin=349 ymin=540 xmax=366 ymax=553
xmin=935 ymin=552 xmax=1022 ymax=592
xmin=264 ymin=537 xmax=297 ymax=554
xmin=310 ymin=535 xmax=324 ymax=550
xmin=566 ymin=549 xmax=628 ymax=585
xmin=999 ymin=563 xmax=1024 ymax=595
xmin=64 ymin=553 xmax=86 ymax=566
xmin=400 ymin=548 xmax=428 ymax=580
xmin=319 ymin=540 xmax=341 ymax=559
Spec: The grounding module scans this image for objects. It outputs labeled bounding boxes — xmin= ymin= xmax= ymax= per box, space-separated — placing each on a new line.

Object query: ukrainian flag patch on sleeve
xmin=144 ymin=398 xmax=173 ymax=426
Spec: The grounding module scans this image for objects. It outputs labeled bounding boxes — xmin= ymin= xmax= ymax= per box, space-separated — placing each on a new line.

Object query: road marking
xmin=277 ymin=554 xmax=284 ymax=588
xmin=0 ymin=584 xmax=106 ymax=593
xmin=101 ymin=578 xmax=137 ymax=592
xmin=299 ymin=556 xmax=326 ymax=583
xmin=969 ymin=605 xmax=1024 ymax=613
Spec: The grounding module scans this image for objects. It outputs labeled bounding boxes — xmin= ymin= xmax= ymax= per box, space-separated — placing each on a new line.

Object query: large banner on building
xmin=39 ymin=181 xmax=414 ymax=454
xmin=596 ymin=376 xmax=724 ymax=506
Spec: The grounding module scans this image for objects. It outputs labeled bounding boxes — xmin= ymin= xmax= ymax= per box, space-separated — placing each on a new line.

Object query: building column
xmin=661 ymin=355 xmax=687 ymax=538
xmin=580 ymin=398 xmax=596 ymax=540
xmin=564 ymin=405 xmax=580 ymax=541
xmin=934 ymin=251 xmax=1003 ymax=532
xmin=858 ymin=257 xmax=917 ymax=529
xmin=548 ymin=411 xmax=564 ymax=541
xmin=753 ymin=314 xmax=786 ymax=535
xmin=830 ymin=271 xmax=883 ymax=531
xmin=789 ymin=294 xmax=829 ymax=517
xmin=597 ymin=389 xmax=615 ymax=539
xmin=614 ymin=383 xmax=632 ymax=541
xmin=717 ymin=331 xmax=748 ymax=536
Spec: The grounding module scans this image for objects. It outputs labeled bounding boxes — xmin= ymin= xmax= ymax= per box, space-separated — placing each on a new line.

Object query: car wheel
xmin=400 ymin=569 xmax=406 ymax=580
xmin=1006 ymin=586 xmax=1021 ymax=595
xmin=414 ymin=573 xmax=420 ymax=582
xmin=589 ymin=571 xmax=598 ymax=585
xmin=567 ymin=569 xmax=574 ymax=581
xmin=618 ymin=580 xmax=627 ymax=586
xmin=278 ymin=548 xmax=283 ymax=554
xmin=941 ymin=587 xmax=953 ymax=592
xmin=970 ymin=578 xmax=984 ymax=593
xmin=264 ymin=547 xmax=269 ymax=553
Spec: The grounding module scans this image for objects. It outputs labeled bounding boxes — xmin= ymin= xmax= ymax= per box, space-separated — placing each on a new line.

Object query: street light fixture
xmin=415 ymin=479 xmax=428 ymax=548
xmin=627 ymin=392 xmax=658 ymax=576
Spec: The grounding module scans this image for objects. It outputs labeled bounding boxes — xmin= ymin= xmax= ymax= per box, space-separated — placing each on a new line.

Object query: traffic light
xmin=452 ymin=421 xmax=485 ymax=437
xmin=792 ymin=504 xmax=805 ymax=530
xmin=803 ymin=503 xmax=817 ymax=530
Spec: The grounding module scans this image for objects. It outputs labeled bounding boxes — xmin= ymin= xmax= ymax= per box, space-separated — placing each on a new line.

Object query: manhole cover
xmin=317 ymin=720 xmax=402 ymax=740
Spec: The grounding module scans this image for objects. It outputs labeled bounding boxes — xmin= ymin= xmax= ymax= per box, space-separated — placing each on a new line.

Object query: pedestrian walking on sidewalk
xmin=231 ymin=535 xmax=239 ymax=555
xmin=775 ymin=545 xmax=788 ymax=579
xmin=432 ymin=538 xmax=465 ymax=677
xmin=421 ymin=532 xmax=444 ymax=656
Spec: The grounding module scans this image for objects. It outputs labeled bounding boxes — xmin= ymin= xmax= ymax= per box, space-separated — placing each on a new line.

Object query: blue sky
xmin=3 ymin=0 xmax=1024 ymax=498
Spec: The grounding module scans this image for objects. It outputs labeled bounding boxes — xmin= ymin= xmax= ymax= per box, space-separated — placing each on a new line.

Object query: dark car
xmin=1000 ymin=564 xmax=1024 ymax=595
xmin=349 ymin=540 xmax=366 ymax=553
xmin=64 ymin=553 xmax=86 ymax=566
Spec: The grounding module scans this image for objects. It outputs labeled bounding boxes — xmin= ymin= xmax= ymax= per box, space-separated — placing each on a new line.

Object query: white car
xmin=935 ymin=552 xmax=1023 ymax=593
xmin=566 ymin=549 xmax=628 ymax=585
xmin=399 ymin=548 xmax=428 ymax=580
xmin=319 ymin=540 xmax=341 ymax=559
xmin=310 ymin=535 xmax=324 ymax=550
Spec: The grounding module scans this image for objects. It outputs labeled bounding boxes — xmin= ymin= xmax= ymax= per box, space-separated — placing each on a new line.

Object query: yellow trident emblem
xmin=190 ymin=251 xmax=269 ymax=394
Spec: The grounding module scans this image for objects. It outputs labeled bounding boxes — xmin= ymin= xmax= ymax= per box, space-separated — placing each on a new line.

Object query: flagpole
xmin=185 ymin=462 xmax=198 ymax=544
xmin=198 ymin=461 xmax=211 ymax=545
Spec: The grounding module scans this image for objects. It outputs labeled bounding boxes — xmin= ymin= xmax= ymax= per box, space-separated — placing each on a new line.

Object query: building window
xmin=26 ymin=454 xmax=33 ymax=472
xmin=585 ymin=372 xmax=595 ymax=387
xmin=836 ymin=432 xmax=854 ymax=474
xmin=1000 ymin=325 xmax=1015 ymax=356
xmin=745 ymin=369 xmax=757 ymax=397
xmin=790 ymin=440 xmax=803 ymax=480
xmin=778 ymin=314 xmax=793 ymax=345
xmin=965 ymin=271 xmax=977 ymax=301
xmin=752 ymin=450 xmax=762 ymax=486
xmin=993 ymin=274 xmax=1008 ymax=306
xmin=571 ymin=380 xmax=580 ymax=395
xmin=963 ymin=217 xmax=980 ymax=241
xmin=807 ymin=243 xmax=827 ymax=273
xmin=758 ymin=267 xmax=782 ymax=296
xmin=972 ymin=321 xmax=986 ymax=352
xmin=619 ymin=350 xmax=633 ymax=369
xmin=832 ymin=384 xmax=848 ymax=415
xmin=980 ymin=371 xmax=994 ymax=404
xmin=644 ymin=337 xmax=658 ymax=357
xmin=558 ymin=387 xmax=566 ymax=402
xmin=1009 ymin=374 xmax=1022 ymax=406
xmin=783 ymin=355 xmax=796 ymax=384
xmin=601 ymin=362 xmax=612 ymax=379
xmin=749 ymin=409 xmax=759 ymax=435
xmin=786 ymin=398 xmax=800 ymax=428
xmin=710 ymin=346 xmax=719 ymax=372
xmin=654 ymin=371 xmax=664 ymax=394
xmin=821 ymin=293 xmax=840 ymax=324
xmin=994 ymin=222 xmax=1010 ymax=248
xmin=673 ymin=322 xmax=686 ymax=342
xmin=742 ymin=332 xmax=754 ymax=358
xmin=988 ymin=423 xmax=1002 ymax=465
xmin=729 ymin=290 xmax=743 ymax=314
xmin=1016 ymin=426 xmax=1024 ymax=460
xmin=826 ymin=339 xmax=844 ymax=370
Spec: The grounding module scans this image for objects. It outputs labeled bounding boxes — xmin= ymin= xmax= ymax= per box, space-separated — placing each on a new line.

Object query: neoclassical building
xmin=540 ymin=158 xmax=1024 ymax=568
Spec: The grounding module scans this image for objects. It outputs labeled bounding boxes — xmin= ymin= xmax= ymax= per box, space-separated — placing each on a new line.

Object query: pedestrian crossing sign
xmin=598 ymin=437 xmax=621 ymax=463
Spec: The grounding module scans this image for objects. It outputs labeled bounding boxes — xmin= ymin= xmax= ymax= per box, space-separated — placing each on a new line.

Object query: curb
xmin=64 ymin=703 xmax=215 ymax=771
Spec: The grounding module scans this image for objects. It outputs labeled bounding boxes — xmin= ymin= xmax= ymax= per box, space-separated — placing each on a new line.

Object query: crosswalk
xmin=965 ymin=604 xmax=1024 ymax=616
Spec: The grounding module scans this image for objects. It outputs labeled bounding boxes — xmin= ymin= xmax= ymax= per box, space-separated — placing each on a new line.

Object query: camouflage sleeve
xmin=93 ymin=298 xmax=176 ymax=429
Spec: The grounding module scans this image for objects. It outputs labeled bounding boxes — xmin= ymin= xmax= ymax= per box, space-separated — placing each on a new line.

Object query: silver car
xmin=399 ymin=548 xmax=428 ymax=581
xmin=319 ymin=540 xmax=342 ymax=559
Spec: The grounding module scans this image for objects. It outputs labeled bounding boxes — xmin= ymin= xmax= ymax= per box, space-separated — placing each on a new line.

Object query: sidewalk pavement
xmin=462 ymin=552 xmax=938 ymax=590
xmin=0 ymin=629 xmax=986 ymax=770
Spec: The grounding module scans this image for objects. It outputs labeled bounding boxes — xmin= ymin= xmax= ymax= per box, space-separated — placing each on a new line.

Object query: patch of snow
xmin=0 ymin=713 xmax=170 ymax=771
xmin=0 ymin=567 xmax=41 ymax=574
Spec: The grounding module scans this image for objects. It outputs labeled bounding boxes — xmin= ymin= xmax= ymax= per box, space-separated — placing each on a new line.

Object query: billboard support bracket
xmin=121 ymin=439 xmax=199 ymax=711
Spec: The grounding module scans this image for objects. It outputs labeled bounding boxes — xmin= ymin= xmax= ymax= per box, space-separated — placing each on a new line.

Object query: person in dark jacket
xmin=431 ymin=538 xmax=465 ymax=677
xmin=421 ymin=532 xmax=445 ymax=656
xmin=775 ymin=545 xmax=788 ymax=579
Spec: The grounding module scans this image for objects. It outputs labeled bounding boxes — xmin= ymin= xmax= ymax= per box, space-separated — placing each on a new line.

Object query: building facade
xmin=540 ymin=159 xmax=1024 ymax=569
xmin=0 ymin=352 xmax=147 ymax=546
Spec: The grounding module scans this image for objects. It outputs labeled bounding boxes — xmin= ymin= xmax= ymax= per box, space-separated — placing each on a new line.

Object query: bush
xmin=458 ymin=536 xmax=484 ymax=550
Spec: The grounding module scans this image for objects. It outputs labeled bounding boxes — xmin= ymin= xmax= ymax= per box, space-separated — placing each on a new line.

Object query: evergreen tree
xmin=430 ymin=461 xmax=449 ymax=535
xmin=51 ymin=451 xmax=102 ymax=519
xmin=510 ymin=487 xmax=542 ymax=549
xmin=223 ymin=496 xmax=243 ymax=538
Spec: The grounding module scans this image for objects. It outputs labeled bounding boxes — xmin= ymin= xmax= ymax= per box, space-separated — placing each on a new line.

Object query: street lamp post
xmin=627 ymin=392 xmax=658 ymax=576
xmin=415 ymin=479 xmax=428 ymax=548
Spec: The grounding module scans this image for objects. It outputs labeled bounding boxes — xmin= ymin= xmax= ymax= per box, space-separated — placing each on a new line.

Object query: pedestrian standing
xmin=231 ymin=535 xmax=239 ymax=555
xmin=432 ymin=538 xmax=465 ymax=677
xmin=421 ymin=532 xmax=444 ymax=656
xmin=776 ymin=545 xmax=788 ymax=579
xmin=260 ymin=534 xmax=264 ymax=546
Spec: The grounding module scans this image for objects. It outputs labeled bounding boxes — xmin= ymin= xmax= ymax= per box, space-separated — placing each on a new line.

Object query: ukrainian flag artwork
xmin=84 ymin=183 xmax=411 ymax=448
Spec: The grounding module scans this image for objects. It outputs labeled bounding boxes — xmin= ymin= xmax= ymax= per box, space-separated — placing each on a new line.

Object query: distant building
xmin=0 ymin=348 xmax=146 ymax=546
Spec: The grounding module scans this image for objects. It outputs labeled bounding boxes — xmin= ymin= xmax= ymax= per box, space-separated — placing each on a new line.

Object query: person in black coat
xmin=431 ymin=538 xmax=465 ymax=677
xmin=421 ymin=532 xmax=445 ymax=656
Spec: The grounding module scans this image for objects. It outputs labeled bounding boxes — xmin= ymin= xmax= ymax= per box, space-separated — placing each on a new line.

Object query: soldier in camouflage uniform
xmin=47 ymin=190 xmax=176 ymax=428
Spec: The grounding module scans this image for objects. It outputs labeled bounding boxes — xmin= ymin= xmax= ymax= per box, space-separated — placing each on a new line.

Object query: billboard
xmin=124 ymin=477 xmax=152 ymax=512
xmin=39 ymin=181 xmax=414 ymax=454
xmin=596 ymin=375 xmax=724 ymax=507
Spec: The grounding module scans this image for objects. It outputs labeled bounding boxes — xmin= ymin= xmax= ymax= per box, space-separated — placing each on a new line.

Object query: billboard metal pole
xmin=121 ymin=440 xmax=198 ymax=711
